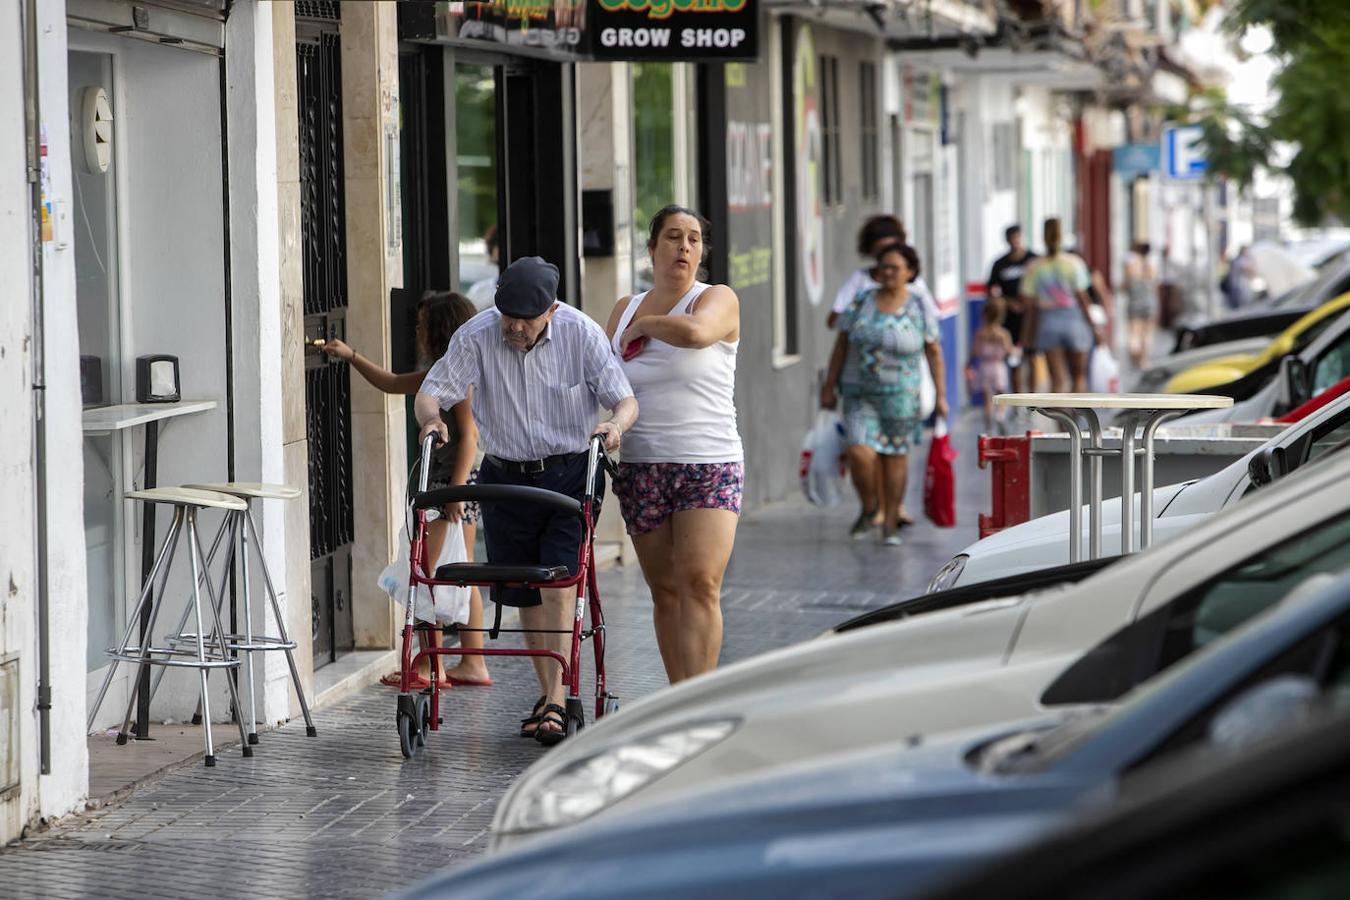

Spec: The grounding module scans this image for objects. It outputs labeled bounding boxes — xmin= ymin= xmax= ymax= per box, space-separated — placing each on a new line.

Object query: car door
xmin=1039 ymin=511 xmax=1350 ymax=707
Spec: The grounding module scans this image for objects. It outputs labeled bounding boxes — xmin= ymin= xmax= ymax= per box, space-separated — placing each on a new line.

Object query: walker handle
xmin=418 ymin=433 xmax=437 ymax=495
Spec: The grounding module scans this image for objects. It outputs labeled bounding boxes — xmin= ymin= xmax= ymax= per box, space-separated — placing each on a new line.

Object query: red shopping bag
xmin=923 ymin=419 xmax=958 ymax=527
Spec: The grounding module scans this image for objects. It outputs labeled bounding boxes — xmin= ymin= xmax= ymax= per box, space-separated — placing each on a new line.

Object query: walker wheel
xmin=414 ymin=694 xmax=431 ymax=748
xmin=397 ymin=710 xmax=418 ymax=759
xmin=602 ymin=694 xmax=621 ymax=717
xmin=565 ymin=698 xmax=585 ymax=737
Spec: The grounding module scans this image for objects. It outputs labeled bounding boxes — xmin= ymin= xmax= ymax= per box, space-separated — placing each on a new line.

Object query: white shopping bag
xmin=919 ymin=355 xmax=936 ymax=420
xmin=378 ymin=515 xmax=471 ymax=625
xmin=800 ymin=410 xmax=848 ymax=507
xmin=1089 ymin=345 xmax=1121 ymax=394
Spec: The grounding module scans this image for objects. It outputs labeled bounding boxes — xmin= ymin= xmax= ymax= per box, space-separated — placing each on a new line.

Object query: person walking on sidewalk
xmin=986 ymin=224 xmax=1037 ymax=393
xmin=607 ymin=205 xmax=743 ymax=685
xmin=969 ymin=296 xmax=1015 ymax=433
xmin=820 ymin=242 xmax=948 ymax=546
xmin=1124 ymin=241 xmax=1159 ymax=367
xmin=415 ymin=257 xmax=638 ymax=745
xmin=828 ymin=215 xmax=941 ymax=526
xmin=1020 ymin=217 xmax=1101 ymax=394
xmin=321 ymin=291 xmax=492 ymax=690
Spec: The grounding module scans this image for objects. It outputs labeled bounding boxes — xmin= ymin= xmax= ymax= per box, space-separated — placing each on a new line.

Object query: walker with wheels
xmin=394 ymin=434 xmax=619 ymax=757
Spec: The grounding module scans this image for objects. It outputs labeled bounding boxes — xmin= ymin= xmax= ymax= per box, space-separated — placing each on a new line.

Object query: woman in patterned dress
xmin=820 ymin=242 xmax=949 ymax=546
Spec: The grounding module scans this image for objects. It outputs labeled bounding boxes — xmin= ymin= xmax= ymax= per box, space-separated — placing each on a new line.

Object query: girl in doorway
xmin=970 ymin=297 xmax=1016 ymax=433
xmin=321 ymin=291 xmax=493 ymax=689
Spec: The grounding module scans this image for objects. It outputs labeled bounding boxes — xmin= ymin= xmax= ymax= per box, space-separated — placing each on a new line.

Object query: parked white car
xmin=931 ymin=392 xmax=1350 ymax=592
xmin=487 ymin=451 xmax=1350 ymax=850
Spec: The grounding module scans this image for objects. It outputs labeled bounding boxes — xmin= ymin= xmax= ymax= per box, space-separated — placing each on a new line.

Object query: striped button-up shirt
xmin=420 ymin=304 xmax=634 ymax=461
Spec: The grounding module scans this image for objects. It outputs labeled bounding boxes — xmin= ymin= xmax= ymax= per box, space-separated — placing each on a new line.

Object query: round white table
xmin=992 ymin=393 xmax=1234 ymax=562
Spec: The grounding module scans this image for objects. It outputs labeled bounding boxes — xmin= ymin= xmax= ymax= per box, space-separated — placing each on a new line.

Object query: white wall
xmin=224 ymin=0 xmax=295 ymax=726
xmin=35 ymin=0 xmax=93 ymax=830
xmin=0 ymin=0 xmax=39 ymax=845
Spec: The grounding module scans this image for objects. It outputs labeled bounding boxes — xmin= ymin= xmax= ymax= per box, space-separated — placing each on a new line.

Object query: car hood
xmin=425 ymin=728 xmax=1096 ymax=900
xmin=1165 ymin=353 xmax=1261 ymax=393
xmin=949 ymin=482 xmax=1189 ymax=583
xmin=492 ymin=598 xmax=1033 ymax=833
xmin=1133 ymin=338 xmax=1269 ymax=392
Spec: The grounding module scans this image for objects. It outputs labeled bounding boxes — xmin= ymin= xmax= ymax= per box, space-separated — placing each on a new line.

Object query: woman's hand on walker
xmin=419 ymin=419 xmax=449 ymax=447
xmin=819 ymin=383 xmax=838 ymax=411
xmin=443 ymin=501 xmax=464 ymax=523
xmin=320 ymin=338 xmax=355 ymax=361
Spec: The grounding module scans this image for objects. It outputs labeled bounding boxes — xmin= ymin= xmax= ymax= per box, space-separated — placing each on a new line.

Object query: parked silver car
xmin=486 ymin=451 xmax=1350 ymax=850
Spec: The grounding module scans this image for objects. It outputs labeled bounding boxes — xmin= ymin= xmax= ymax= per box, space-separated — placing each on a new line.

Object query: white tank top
xmin=612 ymin=282 xmax=743 ymax=464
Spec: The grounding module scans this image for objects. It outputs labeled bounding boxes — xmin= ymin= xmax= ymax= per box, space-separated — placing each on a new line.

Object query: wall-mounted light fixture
xmin=81 ymin=86 xmax=113 ymax=175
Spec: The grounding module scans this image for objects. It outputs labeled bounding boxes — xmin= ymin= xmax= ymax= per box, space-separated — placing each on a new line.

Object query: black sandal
xmin=519 ymin=696 xmax=548 ymax=738
xmin=533 ymin=704 xmax=568 ymax=747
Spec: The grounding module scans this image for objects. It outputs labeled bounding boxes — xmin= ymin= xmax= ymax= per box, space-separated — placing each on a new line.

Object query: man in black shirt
xmin=987 ymin=224 xmax=1037 ymax=392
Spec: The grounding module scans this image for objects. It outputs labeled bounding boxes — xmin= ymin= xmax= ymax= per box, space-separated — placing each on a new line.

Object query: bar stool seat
xmin=125 ymin=486 xmax=248 ymax=511
xmin=88 ymin=485 xmax=253 ymax=766
xmin=183 ymin=482 xmax=302 ymax=501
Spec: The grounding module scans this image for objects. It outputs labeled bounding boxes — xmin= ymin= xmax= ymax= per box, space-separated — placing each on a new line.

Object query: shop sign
xmin=903 ymin=65 xmax=940 ymax=127
xmin=588 ymin=0 xmax=758 ymax=61
xmin=401 ymin=0 xmax=756 ymax=61
xmin=794 ymin=25 xmax=825 ymax=306
xmin=1113 ymin=142 xmax=1160 ymax=177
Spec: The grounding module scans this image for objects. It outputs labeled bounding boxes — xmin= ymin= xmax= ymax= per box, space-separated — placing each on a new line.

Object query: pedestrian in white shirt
xmin=607 ymin=206 xmax=743 ymax=684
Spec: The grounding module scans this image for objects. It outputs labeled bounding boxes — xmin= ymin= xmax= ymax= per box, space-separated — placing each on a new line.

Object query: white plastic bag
xmin=919 ymin=355 xmax=936 ymax=420
xmin=378 ymin=516 xmax=471 ymax=626
xmin=800 ymin=410 xmax=848 ymax=507
xmin=1089 ymin=345 xmax=1121 ymax=394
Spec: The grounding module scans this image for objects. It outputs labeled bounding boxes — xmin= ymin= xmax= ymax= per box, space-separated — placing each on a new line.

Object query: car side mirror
xmin=1247 ymin=445 xmax=1288 ymax=487
xmin=1207 ymin=675 xmax=1319 ymax=752
xmin=1279 ymin=356 xmax=1311 ymax=410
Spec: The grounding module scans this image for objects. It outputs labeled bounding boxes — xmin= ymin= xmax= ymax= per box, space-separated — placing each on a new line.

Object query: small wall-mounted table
xmin=992 ymin=393 xmax=1234 ymax=563
xmin=83 ymin=401 xmax=218 ymax=739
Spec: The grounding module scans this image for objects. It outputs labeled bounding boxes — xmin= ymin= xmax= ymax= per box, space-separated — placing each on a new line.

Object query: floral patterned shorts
xmin=425 ymin=467 xmax=480 ymax=526
xmin=613 ymin=462 xmax=744 ymax=536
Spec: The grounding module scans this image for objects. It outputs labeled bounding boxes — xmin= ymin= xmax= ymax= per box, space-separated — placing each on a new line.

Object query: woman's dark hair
xmin=648 ymin=205 xmax=711 ymax=278
xmin=1044 ymin=217 xmax=1063 ymax=255
xmin=1132 ymin=240 xmax=1151 ymax=256
xmin=874 ymin=240 xmax=921 ymax=282
xmin=417 ymin=290 xmax=477 ymax=361
xmin=858 ymin=215 xmax=906 ymax=256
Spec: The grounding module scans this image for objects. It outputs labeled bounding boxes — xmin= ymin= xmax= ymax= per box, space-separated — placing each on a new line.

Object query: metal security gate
xmin=297 ymin=24 xmax=354 ymax=669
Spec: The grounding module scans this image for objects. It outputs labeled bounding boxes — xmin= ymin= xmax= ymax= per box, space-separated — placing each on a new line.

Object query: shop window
xmin=818 ymin=54 xmax=842 ymax=207
xmin=859 ymin=61 xmax=878 ymax=201
xmin=632 ymin=63 xmax=677 ymax=292
xmin=456 ymin=64 xmax=499 ymax=309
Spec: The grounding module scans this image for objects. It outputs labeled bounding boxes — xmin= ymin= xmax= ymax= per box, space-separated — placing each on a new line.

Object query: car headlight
xmin=500 ymin=719 xmax=739 ymax=833
xmin=927 ymin=555 xmax=968 ymax=593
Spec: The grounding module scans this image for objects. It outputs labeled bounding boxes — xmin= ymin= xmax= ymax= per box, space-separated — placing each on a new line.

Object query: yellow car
xmin=1165 ymin=292 xmax=1350 ymax=393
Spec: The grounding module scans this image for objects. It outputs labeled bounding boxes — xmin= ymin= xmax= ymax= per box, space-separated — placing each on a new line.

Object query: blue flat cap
xmin=495 ymin=256 xmax=559 ymax=319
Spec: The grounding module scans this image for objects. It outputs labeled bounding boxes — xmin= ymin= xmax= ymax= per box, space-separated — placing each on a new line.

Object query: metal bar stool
xmin=170 ymin=482 xmax=317 ymax=744
xmin=88 ymin=487 xmax=253 ymax=767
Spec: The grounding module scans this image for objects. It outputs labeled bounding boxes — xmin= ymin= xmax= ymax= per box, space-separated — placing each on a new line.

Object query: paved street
xmin=0 ymin=415 xmax=987 ymax=899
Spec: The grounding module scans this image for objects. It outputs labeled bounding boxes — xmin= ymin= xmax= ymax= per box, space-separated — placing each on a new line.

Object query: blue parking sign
xmin=1163 ymin=124 xmax=1206 ymax=180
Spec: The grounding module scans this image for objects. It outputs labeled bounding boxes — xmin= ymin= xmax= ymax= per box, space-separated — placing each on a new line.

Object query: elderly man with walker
xmin=415 ymin=256 xmax=637 ymax=744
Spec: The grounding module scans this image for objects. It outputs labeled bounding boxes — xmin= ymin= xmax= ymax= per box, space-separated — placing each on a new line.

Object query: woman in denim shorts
xmin=606 ymin=205 xmax=744 ymax=684
xmin=321 ymin=291 xmax=493 ymax=689
xmin=1019 ymin=218 xmax=1102 ymax=393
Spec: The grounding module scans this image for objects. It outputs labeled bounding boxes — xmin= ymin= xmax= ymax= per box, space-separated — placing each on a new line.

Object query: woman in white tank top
xmin=605 ymin=206 xmax=743 ymax=684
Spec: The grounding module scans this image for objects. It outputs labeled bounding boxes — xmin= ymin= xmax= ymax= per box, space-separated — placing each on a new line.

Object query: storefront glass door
xmin=70 ymin=50 xmax=125 ymax=670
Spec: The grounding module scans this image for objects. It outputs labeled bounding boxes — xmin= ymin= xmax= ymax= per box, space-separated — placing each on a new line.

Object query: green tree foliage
xmin=1189 ymin=1 xmax=1350 ymax=225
